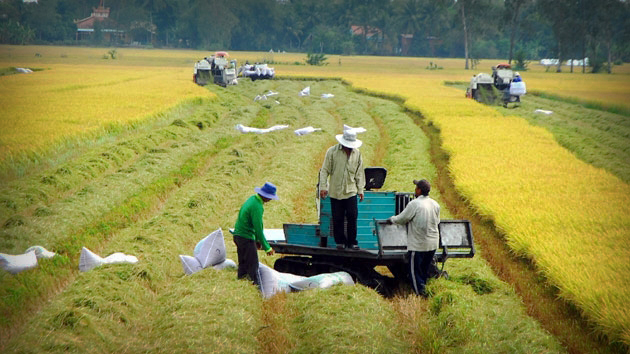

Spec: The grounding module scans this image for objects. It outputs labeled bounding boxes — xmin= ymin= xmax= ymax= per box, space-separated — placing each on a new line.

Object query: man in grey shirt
xmin=319 ymin=130 xmax=365 ymax=250
xmin=387 ymin=179 xmax=440 ymax=296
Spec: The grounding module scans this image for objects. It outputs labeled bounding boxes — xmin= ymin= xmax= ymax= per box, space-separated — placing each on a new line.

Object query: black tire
xmin=274 ymin=256 xmax=316 ymax=276
xmin=387 ymin=263 xmax=408 ymax=280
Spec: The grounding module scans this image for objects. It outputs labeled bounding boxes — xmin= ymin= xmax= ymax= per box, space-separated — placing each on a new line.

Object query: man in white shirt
xmin=387 ymin=179 xmax=440 ymax=296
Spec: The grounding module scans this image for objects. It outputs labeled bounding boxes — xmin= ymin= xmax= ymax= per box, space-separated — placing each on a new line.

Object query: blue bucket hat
xmin=255 ymin=182 xmax=279 ymax=200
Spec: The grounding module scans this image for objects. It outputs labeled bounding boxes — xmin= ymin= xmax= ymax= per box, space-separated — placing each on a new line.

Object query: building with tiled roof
xmin=74 ymin=0 xmax=124 ymax=42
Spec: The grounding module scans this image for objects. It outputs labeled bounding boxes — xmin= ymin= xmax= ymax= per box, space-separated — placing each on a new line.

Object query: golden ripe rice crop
xmin=2 ymin=45 xmax=629 ymax=345
xmin=340 ymin=73 xmax=630 ymax=346
xmin=0 ymin=57 xmax=211 ymax=163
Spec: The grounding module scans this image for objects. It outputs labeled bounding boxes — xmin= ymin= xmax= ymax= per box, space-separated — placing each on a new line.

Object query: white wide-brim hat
xmin=336 ymin=130 xmax=362 ymax=149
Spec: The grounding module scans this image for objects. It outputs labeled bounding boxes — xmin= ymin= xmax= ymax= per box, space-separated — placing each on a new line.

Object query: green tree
xmin=305 ymin=52 xmax=328 ymax=65
xmin=394 ymin=0 xmax=449 ymax=56
xmin=454 ymin=0 xmax=498 ymax=69
xmin=587 ymin=0 xmax=627 ymax=73
xmin=0 ymin=20 xmax=34 ymax=44
xmin=504 ymin=0 xmax=532 ymax=64
xmin=537 ymin=0 xmax=578 ymax=72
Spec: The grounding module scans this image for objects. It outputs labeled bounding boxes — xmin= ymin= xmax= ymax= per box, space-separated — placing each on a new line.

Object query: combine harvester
xmin=193 ymin=51 xmax=238 ymax=87
xmin=466 ymin=63 xmax=526 ymax=107
xmin=269 ymin=168 xmax=475 ymax=296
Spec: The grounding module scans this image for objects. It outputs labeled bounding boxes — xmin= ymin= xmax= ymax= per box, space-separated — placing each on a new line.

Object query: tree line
xmin=1 ymin=0 xmax=628 ymax=72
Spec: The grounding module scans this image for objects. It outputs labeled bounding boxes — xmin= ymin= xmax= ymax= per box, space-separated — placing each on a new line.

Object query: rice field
xmin=0 ymin=47 xmax=211 ymax=172
xmin=1 ymin=45 xmax=629 ymax=349
xmin=338 ymin=74 xmax=630 ymax=347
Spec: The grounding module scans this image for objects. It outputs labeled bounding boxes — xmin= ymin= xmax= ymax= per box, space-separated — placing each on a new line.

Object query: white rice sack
xmin=343 ymin=124 xmax=366 ymax=134
xmin=102 ymin=252 xmax=138 ymax=265
xmin=25 ymin=245 xmax=56 ymax=259
xmin=299 ymin=86 xmax=310 ymax=97
xmin=277 ymin=269 xmax=306 ymax=288
xmin=235 ymin=124 xmax=289 ymax=134
xmin=79 ymin=247 xmax=138 ymax=272
xmin=212 ymin=258 xmax=237 ymax=270
xmin=79 ymin=247 xmax=104 ymax=272
xmin=289 ymin=271 xmax=354 ymax=292
xmin=258 ymin=263 xmax=304 ymax=299
xmin=194 ymin=228 xmax=226 ymax=268
xmin=509 ymin=81 xmax=527 ymax=96
xmin=258 ymin=263 xmax=281 ymax=299
xmin=267 ymin=124 xmax=290 ymax=132
xmin=0 ymin=250 xmax=38 ymax=274
xmin=180 ymin=255 xmax=203 ymax=275
xmin=295 ymin=126 xmax=315 ymax=136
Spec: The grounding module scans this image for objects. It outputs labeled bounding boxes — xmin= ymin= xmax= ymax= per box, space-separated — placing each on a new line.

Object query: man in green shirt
xmin=233 ymin=182 xmax=278 ymax=289
xmin=319 ymin=130 xmax=365 ymax=250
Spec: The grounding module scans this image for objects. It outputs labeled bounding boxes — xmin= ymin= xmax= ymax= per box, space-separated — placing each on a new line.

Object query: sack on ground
xmin=258 ymin=263 xmax=305 ymax=299
xmin=79 ymin=247 xmax=138 ymax=272
xmin=299 ymin=86 xmax=310 ymax=97
xmin=212 ymin=258 xmax=237 ymax=270
xmin=0 ymin=250 xmax=38 ymax=274
xmin=289 ymin=271 xmax=354 ymax=291
xmin=25 ymin=245 xmax=56 ymax=259
xmin=180 ymin=255 xmax=203 ymax=275
xmin=194 ymin=228 xmax=226 ymax=268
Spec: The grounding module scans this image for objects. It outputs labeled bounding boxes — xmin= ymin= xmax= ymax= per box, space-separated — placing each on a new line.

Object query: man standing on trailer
xmin=386 ymin=179 xmax=440 ymax=296
xmin=319 ymin=129 xmax=365 ymax=250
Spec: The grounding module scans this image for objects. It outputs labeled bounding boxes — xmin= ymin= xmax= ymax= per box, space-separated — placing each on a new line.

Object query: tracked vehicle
xmin=466 ymin=63 xmax=526 ymax=107
xmin=269 ymin=167 xmax=475 ymax=295
xmin=193 ymin=51 xmax=237 ymax=87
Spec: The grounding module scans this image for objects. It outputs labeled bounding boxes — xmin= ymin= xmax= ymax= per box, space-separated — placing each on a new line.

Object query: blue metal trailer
xmin=270 ymin=168 xmax=475 ymax=295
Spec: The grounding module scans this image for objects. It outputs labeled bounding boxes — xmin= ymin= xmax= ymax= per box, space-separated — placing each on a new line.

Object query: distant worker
xmin=319 ymin=130 xmax=365 ymax=250
xmin=232 ymin=182 xmax=278 ymax=290
xmin=386 ymin=179 xmax=440 ymax=296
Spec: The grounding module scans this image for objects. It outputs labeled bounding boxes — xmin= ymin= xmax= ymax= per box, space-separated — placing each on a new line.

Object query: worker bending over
xmin=232 ymin=182 xmax=278 ymax=290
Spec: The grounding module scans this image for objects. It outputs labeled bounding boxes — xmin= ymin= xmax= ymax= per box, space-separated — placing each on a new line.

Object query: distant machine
xmin=193 ymin=51 xmax=238 ymax=87
xmin=466 ymin=63 xmax=526 ymax=108
xmin=238 ymin=63 xmax=275 ymax=81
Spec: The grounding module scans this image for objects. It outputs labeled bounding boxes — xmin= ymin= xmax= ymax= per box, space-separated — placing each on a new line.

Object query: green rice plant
xmin=528 ymin=90 xmax=630 ymax=117
xmin=339 ymin=70 xmax=630 ymax=349
xmin=2 ymin=78 xmax=564 ymax=353
xmin=0 ymin=99 xmax=237 ymax=348
xmin=286 ymin=286 xmax=409 ymax=353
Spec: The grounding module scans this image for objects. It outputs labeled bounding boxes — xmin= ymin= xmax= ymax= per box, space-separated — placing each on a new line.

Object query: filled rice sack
xmin=180 ymin=255 xmax=203 ymax=275
xmin=258 ymin=263 xmax=305 ymax=299
xmin=212 ymin=258 xmax=237 ymax=270
xmin=79 ymin=247 xmax=138 ymax=272
xmin=289 ymin=271 xmax=354 ymax=292
xmin=0 ymin=250 xmax=38 ymax=274
xmin=79 ymin=247 xmax=103 ymax=272
xmin=25 ymin=245 xmax=56 ymax=259
xmin=509 ymin=81 xmax=527 ymax=96
xmin=194 ymin=228 xmax=226 ymax=268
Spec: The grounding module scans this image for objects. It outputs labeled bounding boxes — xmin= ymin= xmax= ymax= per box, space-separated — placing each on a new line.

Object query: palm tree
xmin=394 ymin=0 xmax=448 ymax=56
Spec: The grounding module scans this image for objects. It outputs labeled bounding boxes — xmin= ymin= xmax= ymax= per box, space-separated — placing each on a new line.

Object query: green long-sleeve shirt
xmin=233 ymin=194 xmax=271 ymax=252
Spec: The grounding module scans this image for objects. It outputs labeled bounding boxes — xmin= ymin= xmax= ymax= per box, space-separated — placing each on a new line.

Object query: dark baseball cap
xmin=413 ymin=179 xmax=431 ymax=194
